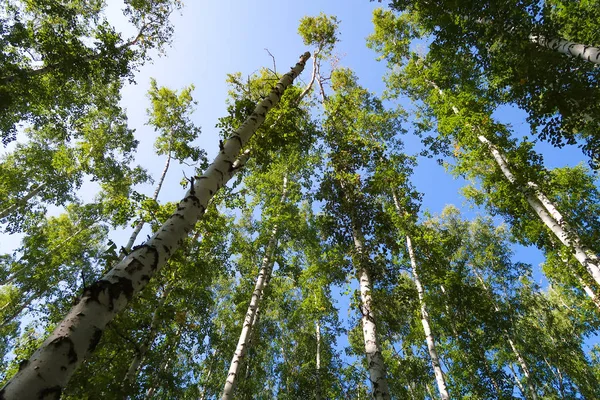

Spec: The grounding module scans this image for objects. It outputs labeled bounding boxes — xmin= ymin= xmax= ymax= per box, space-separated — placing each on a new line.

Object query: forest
xmin=1 ymin=0 xmax=600 ymax=399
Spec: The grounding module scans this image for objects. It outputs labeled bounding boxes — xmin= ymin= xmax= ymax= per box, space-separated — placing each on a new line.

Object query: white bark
xmin=530 ymin=35 xmax=600 ymax=65
xmin=0 ymin=52 xmax=310 ymax=400
xmin=0 ymin=183 xmax=46 ymax=219
xmin=406 ymin=235 xmax=450 ymax=400
xmin=477 ymin=134 xmax=600 ymax=287
xmin=508 ymin=363 xmax=527 ymax=398
xmin=315 ymin=319 xmax=321 ymax=400
xmin=430 ymin=77 xmax=600 ymax=298
xmin=221 ymin=176 xmax=289 ymax=400
xmin=123 ymin=152 xmax=172 ymax=254
xmin=352 ymin=229 xmax=391 ymax=400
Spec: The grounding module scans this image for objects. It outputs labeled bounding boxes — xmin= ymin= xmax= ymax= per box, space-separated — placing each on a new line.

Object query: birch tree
xmin=0 ymin=51 xmax=310 ymax=399
xmin=369 ymin=4 xmax=600 ymax=166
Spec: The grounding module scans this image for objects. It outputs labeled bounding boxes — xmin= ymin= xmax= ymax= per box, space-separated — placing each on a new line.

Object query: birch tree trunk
xmin=508 ymin=363 xmax=527 ymax=398
xmin=428 ymin=78 xmax=600 ymax=289
xmin=0 ymin=183 xmax=46 ymax=219
xmin=123 ymin=152 xmax=172 ymax=254
xmin=315 ymin=319 xmax=322 ymax=400
xmin=221 ymin=176 xmax=289 ymax=400
xmin=352 ymin=228 xmax=391 ymax=400
xmin=0 ymin=52 xmax=310 ymax=400
xmin=477 ymin=134 xmax=600 ymax=287
xmin=529 ymin=35 xmax=600 ymax=65
xmin=406 ymin=235 xmax=450 ymax=400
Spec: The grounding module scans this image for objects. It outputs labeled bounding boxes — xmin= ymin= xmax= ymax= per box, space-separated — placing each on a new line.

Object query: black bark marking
xmin=219 ymin=139 xmax=225 ymax=151
xmin=88 ymin=327 xmax=103 ymax=353
xmin=231 ymin=135 xmax=243 ymax=147
xmin=38 ymin=386 xmax=62 ymax=400
xmin=162 ymin=245 xmax=171 ymax=255
xmin=18 ymin=359 xmax=28 ymax=371
xmin=84 ymin=277 xmax=134 ymax=310
xmin=140 ymin=274 xmax=151 ymax=284
xmin=50 ymin=336 xmax=77 ymax=364
xmin=124 ymin=258 xmax=145 ymax=275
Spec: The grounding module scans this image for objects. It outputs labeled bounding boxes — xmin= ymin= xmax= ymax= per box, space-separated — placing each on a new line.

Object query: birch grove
xmin=2 ymin=3 xmax=600 ymax=399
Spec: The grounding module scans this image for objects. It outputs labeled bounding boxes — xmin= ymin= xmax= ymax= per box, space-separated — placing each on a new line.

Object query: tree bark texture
xmin=530 ymin=35 xmax=600 ymax=65
xmin=477 ymin=134 xmax=600 ymax=288
xmin=352 ymin=228 xmax=391 ymax=400
xmin=221 ymin=176 xmax=289 ymax=400
xmin=406 ymin=235 xmax=450 ymax=400
xmin=0 ymin=52 xmax=309 ymax=400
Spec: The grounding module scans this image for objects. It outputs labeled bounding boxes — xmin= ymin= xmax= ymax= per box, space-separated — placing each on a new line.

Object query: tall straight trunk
xmin=473 ymin=272 xmax=538 ymax=399
xmin=221 ymin=176 xmax=289 ymax=400
xmin=508 ymin=363 xmax=527 ymax=398
xmin=315 ymin=319 xmax=322 ymax=400
xmin=123 ymin=153 xmax=172 ymax=254
xmin=406 ymin=235 xmax=450 ymax=400
xmin=477 ymin=134 xmax=600 ymax=287
xmin=0 ymin=52 xmax=310 ymax=400
xmin=0 ymin=183 xmax=46 ymax=219
xmin=428 ymin=78 xmax=600 ymax=289
xmin=529 ymin=35 xmax=600 ymax=65
xmin=391 ymin=190 xmax=448 ymax=399
xmin=352 ymin=228 xmax=391 ymax=400
xmin=121 ymin=287 xmax=172 ymax=395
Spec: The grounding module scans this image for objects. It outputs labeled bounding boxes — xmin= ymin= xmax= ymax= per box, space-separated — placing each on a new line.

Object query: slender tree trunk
xmin=406 ymin=235 xmax=450 ymax=400
xmin=508 ymin=363 xmax=527 ymax=398
xmin=0 ymin=52 xmax=310 ymax=400
xmin=352 ymin=228 xmax=391 ymax=400
xmin=477 ymin=134 xmax=600 ymax=287
xmin=221 ymin=176 xmax=289 ymax=400
xmin=121 ymin=287 xmax=172 ymax=395
xmin=315 ymin=319 xmax=322 ymax=400
xmin=0 ymin=291 xmax=37 ymax=327
xmin=123 ymin=153 xmax=172 ymax=254
xmin=428 ymin=78 xmax=600 ymax=288
xmin=529 ymin=35 xmax=600 ymax=65
xmin=0 ymin=183 xmax=46 ymax=219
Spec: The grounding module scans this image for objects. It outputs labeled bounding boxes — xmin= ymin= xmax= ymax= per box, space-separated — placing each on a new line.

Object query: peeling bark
xmin=0 ymin=52 xmax=309 ymax=400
